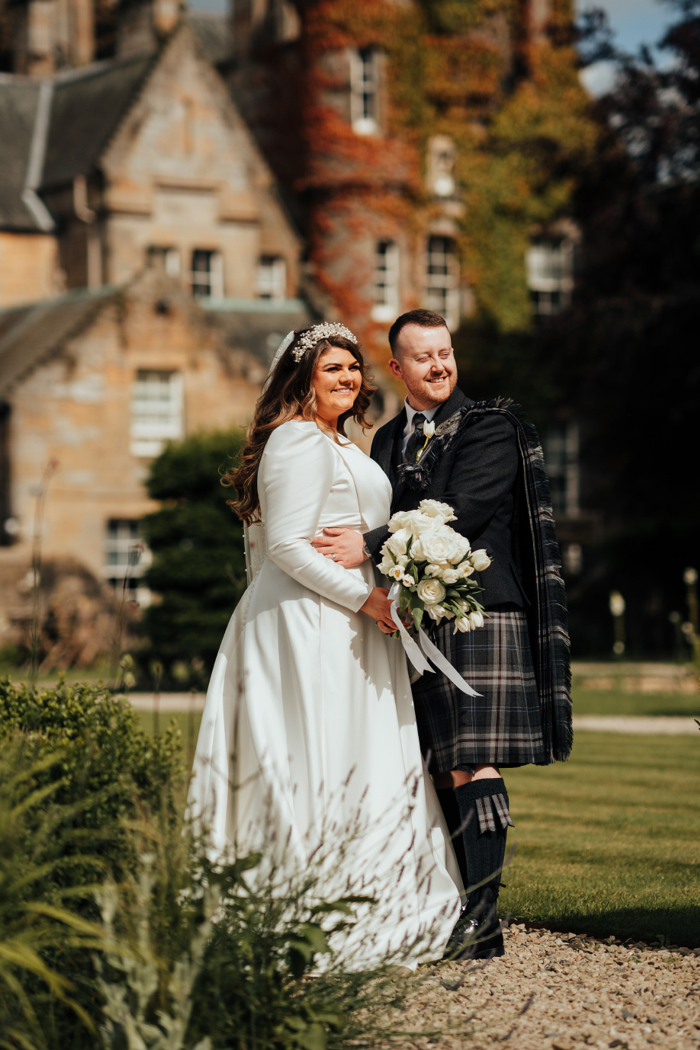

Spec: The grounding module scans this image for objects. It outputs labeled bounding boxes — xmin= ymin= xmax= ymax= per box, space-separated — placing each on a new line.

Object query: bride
xmin=188 ymin=323 xmax=463 ymax=967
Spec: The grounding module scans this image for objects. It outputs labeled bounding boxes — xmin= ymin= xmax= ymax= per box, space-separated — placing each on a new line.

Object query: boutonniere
xmin=416 ymin=420 xmax=436 ymax=460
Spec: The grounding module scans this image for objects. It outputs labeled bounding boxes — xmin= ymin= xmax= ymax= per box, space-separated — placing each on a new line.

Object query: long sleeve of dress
xmin=259 ymin=422 xmax=374 ymax=613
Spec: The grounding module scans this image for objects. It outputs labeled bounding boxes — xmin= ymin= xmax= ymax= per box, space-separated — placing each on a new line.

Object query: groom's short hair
xmin=388 ymin=309 xmax=448 ymax=357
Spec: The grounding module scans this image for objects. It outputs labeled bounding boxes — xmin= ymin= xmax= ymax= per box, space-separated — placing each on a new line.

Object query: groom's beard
xmin=405 ymin=369 xmax=456 ymax=410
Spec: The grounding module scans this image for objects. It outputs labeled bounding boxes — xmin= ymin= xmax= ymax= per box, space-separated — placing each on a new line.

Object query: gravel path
xmin=397 ymin=927 xmax=700 ymax=1049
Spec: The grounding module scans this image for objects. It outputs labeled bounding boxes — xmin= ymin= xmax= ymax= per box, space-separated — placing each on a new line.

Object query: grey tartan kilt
xmin=411 ymin=606 xmax=547 ymax=774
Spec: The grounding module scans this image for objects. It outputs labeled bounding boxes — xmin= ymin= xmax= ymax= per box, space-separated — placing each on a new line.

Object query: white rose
xmin=441 ymin=567 xmax=461 ymax=585
xmin=388 ymin=510 xmax=432 ymax=535
xmin=416 ymin=578 xmax=446 ymax=606
xmin=386 ymin=528 xmax=411 ymax=557
xmin=424 ymin=563 xmax=444 ymax=578
xmin=470 ymin=549 xmax=491 ymax=572
xmin=418 ymin=499 xmax=457 ymax=524
xmin=420 ymin=527 xmax=465 ymax=566
xmin=410 ymin=536 xmax=424 ymax=562
xmin=468 ymin=610 xmax=484 ymax=629
xmin=456 ymin=560 xmax=474 ymax=578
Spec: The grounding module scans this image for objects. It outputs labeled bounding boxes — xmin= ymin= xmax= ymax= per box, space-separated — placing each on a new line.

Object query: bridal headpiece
xmin=291 ymin=323 xmax=358 ymax=363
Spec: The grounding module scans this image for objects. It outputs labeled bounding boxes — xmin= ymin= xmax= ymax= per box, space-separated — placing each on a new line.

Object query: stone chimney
xmin=10 ymin=0 xmax=94 ymax=75
xmin=116 ymin=0 xmax=182 ymax=58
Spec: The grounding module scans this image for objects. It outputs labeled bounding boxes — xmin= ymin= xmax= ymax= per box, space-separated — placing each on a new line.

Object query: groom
xmin=312 ymin=309 xmax=572 ymax=959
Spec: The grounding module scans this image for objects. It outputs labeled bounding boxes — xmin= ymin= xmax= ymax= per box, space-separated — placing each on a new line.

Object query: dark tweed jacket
xmin=364 ymin=387 xmax=529 ymax=609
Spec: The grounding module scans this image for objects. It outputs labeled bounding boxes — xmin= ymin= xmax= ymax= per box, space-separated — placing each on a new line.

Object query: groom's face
xmin=388 ymin=324 xmax=457 ymax=411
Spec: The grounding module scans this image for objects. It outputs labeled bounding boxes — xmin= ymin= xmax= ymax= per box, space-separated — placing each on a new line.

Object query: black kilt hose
xmin=412 ymin=606 xmax=546 ymax=774
xmin=364 ymin=389 xmax=573 ymax=773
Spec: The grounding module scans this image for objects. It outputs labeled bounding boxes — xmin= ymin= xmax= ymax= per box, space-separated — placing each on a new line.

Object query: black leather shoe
xmin=443 ymin=905 xmax=505 ymax=961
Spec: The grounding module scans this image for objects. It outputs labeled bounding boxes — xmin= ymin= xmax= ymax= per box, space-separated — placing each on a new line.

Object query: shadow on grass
xmin=521 ymin=904 xmax=700 ymax=948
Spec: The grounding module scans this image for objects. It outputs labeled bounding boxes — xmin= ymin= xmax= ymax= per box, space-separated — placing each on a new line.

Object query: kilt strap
xmin=475 ymin=793 xmax=515 ymax=835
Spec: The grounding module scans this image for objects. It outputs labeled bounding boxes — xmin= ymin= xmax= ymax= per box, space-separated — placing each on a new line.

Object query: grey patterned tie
xmin=404 ymin=413 xmax=426 ymax=463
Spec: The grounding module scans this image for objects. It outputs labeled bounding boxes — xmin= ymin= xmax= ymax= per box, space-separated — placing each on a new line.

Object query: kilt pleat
xmin=411 ymin=608 xmax=546 ymax=773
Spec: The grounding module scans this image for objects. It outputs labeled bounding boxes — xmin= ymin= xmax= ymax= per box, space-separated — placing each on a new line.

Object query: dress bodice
xmin=257 ymin=421 xmax=391 ymax=613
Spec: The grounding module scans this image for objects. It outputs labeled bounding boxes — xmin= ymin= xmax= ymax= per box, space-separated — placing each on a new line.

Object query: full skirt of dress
xmin=188 ymin=554 xmax=463 ymax=970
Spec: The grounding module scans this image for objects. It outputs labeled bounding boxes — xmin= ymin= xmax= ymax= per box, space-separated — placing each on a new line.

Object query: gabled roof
xmin=0 ymin=286 xmax=116 ymax=396
xmin=0 ymin=75 xmax=42 ymax=230
xmin=41 ymin=53 xmax=154 ymax=190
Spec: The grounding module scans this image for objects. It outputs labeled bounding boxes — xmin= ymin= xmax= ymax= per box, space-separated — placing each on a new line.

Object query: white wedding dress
xmin=188 ymin=420 xmax=462 ymax=968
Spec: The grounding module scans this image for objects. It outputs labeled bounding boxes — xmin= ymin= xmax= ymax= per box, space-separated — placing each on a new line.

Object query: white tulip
xmin=423 ymin=420 xmax=436 ymax=439
xmin=389 ymin=565 xmax=404 ymax=580
xmin=424 ymin=563 xmax=444 ymax=578
xmin=470 ymin=549 xmax=492 ymax=572
xmin=468 ymin=610 xmax=484 ymax=629
xmin=402 ymin=574 xmax=415 ymax=588
xmin=456 ymin=560 xmax=474 ymax=578
xmin=441 ymin=567 xmax=461 ymax=585
xmin=453 ymin=616 xmax=472 ymax=634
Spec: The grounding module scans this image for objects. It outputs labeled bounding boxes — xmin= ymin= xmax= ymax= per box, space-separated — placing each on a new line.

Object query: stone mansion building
xmin=0 ymin=0 xmax=585 ymax=659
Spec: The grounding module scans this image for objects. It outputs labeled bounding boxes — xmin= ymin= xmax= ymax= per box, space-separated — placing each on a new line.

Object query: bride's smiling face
xmin=312 ymin=347 xmax=362 ymax=427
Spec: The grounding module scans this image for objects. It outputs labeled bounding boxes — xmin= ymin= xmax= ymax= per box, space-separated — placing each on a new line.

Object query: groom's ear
xmin=388 ymin=356 xmax=404 ymax=380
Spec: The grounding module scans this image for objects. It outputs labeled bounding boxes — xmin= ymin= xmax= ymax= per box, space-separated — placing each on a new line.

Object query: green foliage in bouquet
xmin=141 ymin=431 xmax=247 ymax=676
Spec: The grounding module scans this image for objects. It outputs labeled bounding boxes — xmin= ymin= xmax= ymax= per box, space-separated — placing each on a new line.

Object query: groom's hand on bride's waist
xmin=311 ymin=528 xmax=368 ymax=569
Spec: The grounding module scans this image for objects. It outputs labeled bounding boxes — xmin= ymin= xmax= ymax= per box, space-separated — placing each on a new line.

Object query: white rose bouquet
xmin=378 ymin=499 xmax=492 ymax=635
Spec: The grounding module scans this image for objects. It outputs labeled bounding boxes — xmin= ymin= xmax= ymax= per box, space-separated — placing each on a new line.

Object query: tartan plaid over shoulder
xmin=463 ymin=399 xmax=573 ymax=762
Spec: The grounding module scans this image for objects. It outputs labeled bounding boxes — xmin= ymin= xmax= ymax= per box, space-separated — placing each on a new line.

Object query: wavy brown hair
xmin=224 ymin=329 xmax=376 ymax=525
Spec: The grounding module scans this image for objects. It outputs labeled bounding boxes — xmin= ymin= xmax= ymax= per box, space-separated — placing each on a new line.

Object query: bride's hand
xmin=360 ymin=587 xmax=395 ymax=633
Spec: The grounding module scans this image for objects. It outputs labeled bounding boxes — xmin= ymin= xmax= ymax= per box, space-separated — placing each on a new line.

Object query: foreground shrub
xmin=0 ymin=677 xmax=183 ymax=863
xmin=0 ymin=743 xmax=107 ymax=1050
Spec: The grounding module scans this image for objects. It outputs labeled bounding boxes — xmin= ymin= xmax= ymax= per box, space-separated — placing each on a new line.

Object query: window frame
xmin=526 ymin=236 xmax=574 ymax=316
xmin=371 ymin=240 xmax=400 ymax=322
xmin=103 ymin=518 xmax=152 ymax=605
xmin=424 ymin=234 xmax=460 ymax=331
xmin=130 ymin=369 xmax=184 ymax=458
xmin=350 ymin=46 xmax=380 ymax=136
xmin=190 ymin=249 xmax=224 ymax=299
xmin=256 ymin=255 xmax=287 ymax=300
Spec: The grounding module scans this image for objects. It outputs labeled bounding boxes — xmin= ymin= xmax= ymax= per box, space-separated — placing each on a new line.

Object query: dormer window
xmin=351 ymin=47 xmax=380 ymax=135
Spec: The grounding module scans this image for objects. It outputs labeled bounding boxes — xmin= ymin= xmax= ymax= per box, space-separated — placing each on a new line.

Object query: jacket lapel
xmin=391 ymin=388 xmax=469 ymax=506
xmin=376 ymin=409 xmax=405 ymax=489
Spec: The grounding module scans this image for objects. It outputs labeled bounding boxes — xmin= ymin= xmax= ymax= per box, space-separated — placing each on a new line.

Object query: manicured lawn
xmin=502 ymin=732 xmax=700 ymax=947
xmin=572 ymin=687 xmax=699 ymax=717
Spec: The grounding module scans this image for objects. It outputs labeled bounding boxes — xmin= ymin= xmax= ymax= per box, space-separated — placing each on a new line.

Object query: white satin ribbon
xmin=388 ymin=583 xmax=482 ymax=697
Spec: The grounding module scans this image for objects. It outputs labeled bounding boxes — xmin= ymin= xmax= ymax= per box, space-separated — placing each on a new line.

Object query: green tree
xmin=141 ymin=431 xmax=247 ymax=675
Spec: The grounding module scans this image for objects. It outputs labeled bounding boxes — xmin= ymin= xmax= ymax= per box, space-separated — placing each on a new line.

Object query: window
xmin=147 ymin=246 xmax=181 ymax=278
xmin=371 ymin=241 xmax=400 ymax=322
xmin=425 ymin=235 xmax=460 ymax=330
xmin=544 ymin=421 xmax=579 ymax=519
xmin=427 ymin=135 xmax=456 ymax=198
xmin=190 ymin=249 xmax=224 ymax=299
xmin=256 ymin=255 xmax=287 ymax=300
xmin=350 ymin=47 xmax=379 ymax=135
xmin=130 ymin=370 xmax=184 ymax=458
xmin=526 ymin=236 xmax=574 ymax=316
xmin=103 ymin=519 xmax=152 ymax=605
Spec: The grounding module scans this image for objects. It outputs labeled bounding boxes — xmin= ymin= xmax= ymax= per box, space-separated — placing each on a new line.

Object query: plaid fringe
xmin=475 ymin=793 xmax=515 ymax=835
xmin=462 ymin=399 xmax=573 ymax=763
